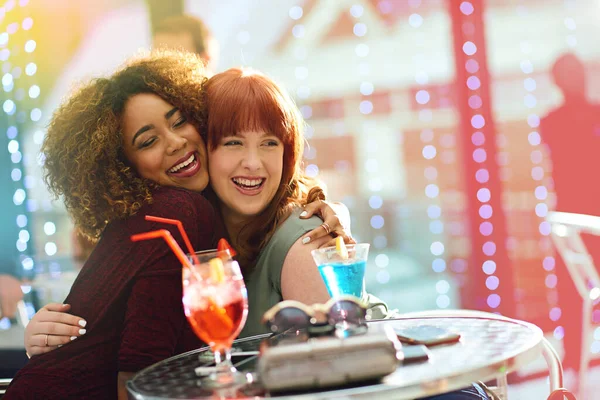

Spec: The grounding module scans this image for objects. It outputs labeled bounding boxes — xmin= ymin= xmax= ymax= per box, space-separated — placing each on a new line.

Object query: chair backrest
xmin=0 ymin=378 xmax=11 ymax=398
xmin=15 ymin=301 xmax=29 ymax=328
xmin=546 ymin=211 xmax=600 ymax=301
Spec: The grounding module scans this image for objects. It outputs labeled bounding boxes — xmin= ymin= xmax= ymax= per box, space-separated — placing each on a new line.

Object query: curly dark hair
xmin=42 ymin=50 xmax=208 ymax=240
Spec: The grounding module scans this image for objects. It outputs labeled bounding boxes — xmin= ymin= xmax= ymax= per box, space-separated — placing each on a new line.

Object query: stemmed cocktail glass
xmin=131 ymin=216 xmax=248 ymax=389
xmin=182 ymin=249 xmax=249 ymax=387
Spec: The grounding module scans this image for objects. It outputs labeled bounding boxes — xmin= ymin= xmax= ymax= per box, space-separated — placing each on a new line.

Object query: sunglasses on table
xmin=262 ymin=296 xmax=368 ymax=336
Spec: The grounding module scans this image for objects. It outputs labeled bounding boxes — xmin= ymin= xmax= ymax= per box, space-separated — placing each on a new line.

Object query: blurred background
xmin=2 ymin=0 xmax=600 ymax=395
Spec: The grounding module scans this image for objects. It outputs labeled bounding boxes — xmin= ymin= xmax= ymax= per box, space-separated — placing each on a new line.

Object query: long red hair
xmin=203 ymin=68 xmax=323 ymax=268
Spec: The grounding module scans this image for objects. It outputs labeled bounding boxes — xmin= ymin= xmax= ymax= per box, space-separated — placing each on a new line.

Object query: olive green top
xmin=239 ymin=208 xmax=390 ymax=338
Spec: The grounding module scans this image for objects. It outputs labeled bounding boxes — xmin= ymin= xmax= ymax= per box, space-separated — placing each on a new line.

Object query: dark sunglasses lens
xmin=328 ymin=300 xmax=366 ymax=325
xmin=269 ymin=307 xmax=311 ymax=333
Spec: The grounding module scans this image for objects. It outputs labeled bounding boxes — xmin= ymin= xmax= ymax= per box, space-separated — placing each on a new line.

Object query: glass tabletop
xmin=127 ymin=315 xmax=544 ymax=400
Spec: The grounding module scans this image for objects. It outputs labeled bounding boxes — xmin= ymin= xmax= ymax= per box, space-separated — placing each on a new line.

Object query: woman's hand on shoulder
xmin=24 ymin=303 xmax=87 ymax=357
xmin=299 ymin=200 xmax=355 ymax=247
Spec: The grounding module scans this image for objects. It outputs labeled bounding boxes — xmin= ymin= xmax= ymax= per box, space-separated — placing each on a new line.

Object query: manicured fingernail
xmin=302 ymin=237 xmax=311 ymax=244
xmin=300 ymin=211 xmax=308 ymax=217
xmin=70 ymin=336 xmax=77 ymax=341
xmin=79 ymin=329 xmax=86 ymax=335
xmin=78 ymin=320 xmax=87 ymax=328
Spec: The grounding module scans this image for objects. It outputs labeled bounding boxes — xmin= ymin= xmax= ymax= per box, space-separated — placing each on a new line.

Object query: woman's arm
xmin=280 ymin=234 xmax=331 ymax=304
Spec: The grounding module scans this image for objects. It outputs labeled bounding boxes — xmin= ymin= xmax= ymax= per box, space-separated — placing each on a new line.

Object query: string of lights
xmin=1 ymin=0 xmax=38 ymax=323
xmin=408 ymin=1 xmax=453 ymax=309
xmin=450 ymin=0 xmax=515 ymax=314
xmin=511 ymin=1 xmax=563 ymax=342
xmin=287 ymin=3 xmax=319 ymax=180
xmin=2 ymin=1 xmax=37 ymax=253
xmin=347 ymin=3 xmax=393 ymax=287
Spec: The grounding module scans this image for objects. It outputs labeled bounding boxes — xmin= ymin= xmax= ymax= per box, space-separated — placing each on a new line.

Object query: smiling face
xmin=121 ymin=93 xmax=209 ymax=192
xmin=208 ymin=130 xmax=284 ymax=225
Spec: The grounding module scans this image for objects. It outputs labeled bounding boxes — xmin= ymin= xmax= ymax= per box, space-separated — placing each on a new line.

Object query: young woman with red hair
xmin=202 ymin=67 xmax=389 ymax=335
xmin=200 ymin=68 xmax=494 ymax=399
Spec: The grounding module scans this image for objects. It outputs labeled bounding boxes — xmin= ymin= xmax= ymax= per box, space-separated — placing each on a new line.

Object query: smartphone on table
xmin=394 ymin=325 xmax=461 ymax=347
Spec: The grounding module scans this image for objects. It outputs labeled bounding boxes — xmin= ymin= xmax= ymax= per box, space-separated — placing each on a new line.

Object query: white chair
xmin=546 ymin=211 xmax=600 ymax=398
xmin=0 ymin=378 xmax=11 ymax=398
xmin=15 ymin=300 xmax=29 ymax=328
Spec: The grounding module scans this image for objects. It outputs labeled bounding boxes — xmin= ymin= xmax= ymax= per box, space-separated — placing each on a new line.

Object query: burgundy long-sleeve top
xmin=5 ymin=187 xmax=217 ymax=399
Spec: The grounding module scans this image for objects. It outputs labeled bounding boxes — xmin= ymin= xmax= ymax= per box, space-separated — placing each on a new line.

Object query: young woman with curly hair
xmin=5 ymin=52 xmax=350 ymax=400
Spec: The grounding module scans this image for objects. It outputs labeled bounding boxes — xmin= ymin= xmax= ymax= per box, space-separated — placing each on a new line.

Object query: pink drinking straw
xmin=144 ymin=215 xmax=199 ymax=265
xmin=130 ymin=229 xmax=193 ymax=270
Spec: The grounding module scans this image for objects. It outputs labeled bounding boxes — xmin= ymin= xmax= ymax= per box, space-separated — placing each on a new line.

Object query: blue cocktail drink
xmin=318 ymin=260 xmax=366 ymax=298
xmin=311 ymin=243 xmax=370 ymax=299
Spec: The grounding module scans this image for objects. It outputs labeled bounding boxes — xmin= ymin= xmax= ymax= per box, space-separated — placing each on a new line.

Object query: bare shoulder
xmin=281 ymin=235 xmax=331 ymax=304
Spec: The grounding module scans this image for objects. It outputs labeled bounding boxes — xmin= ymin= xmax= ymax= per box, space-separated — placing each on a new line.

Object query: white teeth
xmin=232 ymin=178 xmax=263 ymax=188
xmin=168 ymin=154 xmax=195 ymax=173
